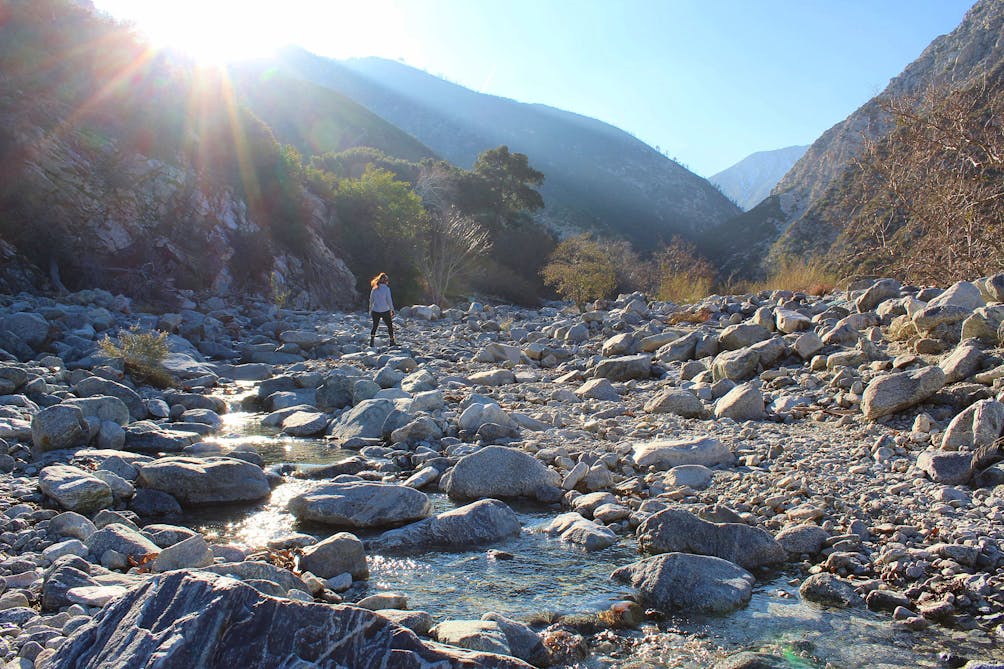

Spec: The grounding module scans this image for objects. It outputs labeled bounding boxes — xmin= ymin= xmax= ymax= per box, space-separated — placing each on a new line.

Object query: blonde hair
xmin=370 ymin=272 xmax=389 ymax=290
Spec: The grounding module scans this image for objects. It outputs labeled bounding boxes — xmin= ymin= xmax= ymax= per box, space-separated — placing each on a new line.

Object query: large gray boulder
xmin=799 ymin=572 xmax=864 ymax=607
xmin=711 ymin=347 xmax=760 ymax=381
xmin=718 ymin=324 xmax=771 ymax=350
xmin=74 ymin=377 xmax=146 ymax=419
xmin=856 ymin=278 xmax=901 ymax=313
xmin=927 ymin=281 xmax=986 ymax=311
xmin=593 ymin=354 xmax=651 ymax=381
xmin=714 ymin=383 xmax=765 ymax=422
xmin=63 ymin=396 xmax=131 ymax=427
xmin=637 ymin=509 xmax=785 ymax=570
xmin=939 ymin=341 xmax=985 ymax=384
xmin=367 ymin=499 xmax=520 ymax=552
xmin=0 ymin=312 xmax=49 ymax=348
xmin=46 ymin=571 xmax=532 ymax=669
xmin=612 ymin=552 xmax=755 ymax=614
xmin=39 ymin=465 xmax=113 ymax=515
xmin=917 ymin=450 xmax=974 ymax=485
xmin=440 ymin=446 xmax=562 ymax=503
xmin=328 ymin=399 xmax=396 ymax=441
xmin=644 ymin=388 xmax=708 ymax=418
xmin=85 ymin=523 xmax=161 ymax=561
xmin=941 ymin=399 xmax=1004 ymax=451
xmin=31 ymin=405 xmax=90 ymax=458
xmin=287 ymin=482 xmax=432 ymax=528
xmin=540 ymin=512 xmax=617 ymax=551
xmin=860 ymin=366 xmax=946 ymax=420
xmin=298 ymin=532 xmax=369 ymax=579
xmin=632 ymin=437 xmax=734 ymax=470
xmin=137 ymin=457 xmax=270 ymax=507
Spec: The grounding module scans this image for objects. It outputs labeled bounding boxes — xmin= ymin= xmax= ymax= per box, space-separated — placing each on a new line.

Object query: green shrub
xmin=98 ymin=327 xmax=175 ymax=388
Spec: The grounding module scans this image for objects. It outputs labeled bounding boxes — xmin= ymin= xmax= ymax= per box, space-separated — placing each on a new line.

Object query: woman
xmin=368 ymin=272 xmax=396 ymax=347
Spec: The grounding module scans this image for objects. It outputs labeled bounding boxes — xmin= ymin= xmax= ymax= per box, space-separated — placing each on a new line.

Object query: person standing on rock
xmin=369 ymin=272 xmax=396 ymax=347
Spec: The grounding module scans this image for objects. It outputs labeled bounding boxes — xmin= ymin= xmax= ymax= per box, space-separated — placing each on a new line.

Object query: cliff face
xmin=709 ymin=0 xmax=1004 ymax=275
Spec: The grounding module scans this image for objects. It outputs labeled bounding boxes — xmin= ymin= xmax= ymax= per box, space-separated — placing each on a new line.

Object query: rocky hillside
xmin=269 ymin=48 xmax=741 ymax=251
xmin=709 ymin=145 xmax=808 ymax=211
xmin=707 ymin=0 xmax=1004 ymax=277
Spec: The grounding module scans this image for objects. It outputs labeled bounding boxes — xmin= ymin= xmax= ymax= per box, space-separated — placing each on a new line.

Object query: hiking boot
xmin=390 ymin=339 xmax=397 ymax=346
xmin=369 ymin=336 xmax=374 ymax=347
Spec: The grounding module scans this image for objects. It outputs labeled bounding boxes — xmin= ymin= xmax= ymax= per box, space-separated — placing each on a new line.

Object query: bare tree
xmin=415 ymin=165 xmax=492 ymax=304
xmin=844 ymin=73 xmax=1004 ymax=283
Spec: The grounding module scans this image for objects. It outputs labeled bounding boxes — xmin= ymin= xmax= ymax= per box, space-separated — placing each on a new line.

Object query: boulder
xmin=74 ymin=377 xmax=146 ymax=419
xmin=151 ymin=535 xmax=214 ymax=572
xmin=917 ymin=450 xmax=973 ymax=485
xmin=39 ymin=465 xmax=113 ymax=515
xmin=328 ymin=399 xmax=396 ymax=441
xmin=0 ymin=312 xmax=49 ymax=348
xmin=593 ymin=354 xmax=651 ymax=381
xmin=664 ymin=464 xmax=714 ymax=489
xmin=63 ymin=396 xmax=131 ymax=427
xmin=941 ymin=399 xmax=1004 ymax=451
xmin=856 ymin=278 xmax=901 ymax=313
xmin=644 ymin=388 xmax=707 ymax=418
xmin=655 ymin=332 xmax=700 ymax=363
xmin=799 ymin=572 xmax=864 ymax=607
xmin=601 ymin=333 xmax=640 ymax=356
xmin=927 ymin=281 xmax=986 ymax=311
xmin=46 ymin=571 xmax=531 ymax=669
xmin=440 ymin=446 xmax=562 ymax=503
xmin=612 ymin=552 xmax=754 ymax=614
xmin=574 ymin=378 xmax=621 ymax=402
xmin=280 ymin=411 xmax=329 ymax=437
xmin=85 ymin=523 xmax=160 ymax=561
xmin=775 ymin=524 xmax=828 ymax=556
xmin=714 ymin=383 xmax=764 ymax=422
xmin=298 ymin=532 xmax=369 ymax=580
xmin=860 ymin=366 xmax=946 ymax=420
xmin=632 ymin=437 xmax=734 ymax=470
xmin=431 ymin=620 xmax=510 ymax=656
xmin=774 ymin=309 xmax=811 ymax=334
xmin=287 ymin=482 xmax=432 ymax=528
xmin=939 ymin=341 xmax=985 ymax=384
xmin=137 ymin=457 xmax=270 ymax=507
xmin=636 ymin=508 xmax=785 ymax=570
xmin=718 ymin=324 xmax=771 ymax=350
xmin=31 ymin=405 xmax=89 ymax=457
xmin=540 ymin=512 xmax=617 ymax=551
xmin=367 ymin=499 xmax=520 ymax=553
xmin=711 ymin=347 xmax=760 ymax=381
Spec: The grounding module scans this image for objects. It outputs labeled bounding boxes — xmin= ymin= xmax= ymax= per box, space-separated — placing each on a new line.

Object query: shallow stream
xmin=179 ymin=405 xmax=1003 ymax=668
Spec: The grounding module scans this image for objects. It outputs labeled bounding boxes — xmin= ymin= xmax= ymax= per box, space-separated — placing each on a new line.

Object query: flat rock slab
xmin=137 ymin=457 xmax=270 ymax=507
xmin=440 ymin=446 xmax=562 ymax=503
xmin=287 ymin=481 xmax=433 ymax=528
xmin=46 ymin=571 xmax=532 ymax=669
xmin=612 ymin=552 xmax=754 ymax=614
xmin=632 ymin=437 xmax=734 ymax=470
xmin=637 ymin=508 xmax=785 ymax=570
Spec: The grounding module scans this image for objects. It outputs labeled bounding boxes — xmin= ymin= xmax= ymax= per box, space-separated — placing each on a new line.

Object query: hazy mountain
xmin=709 ymin=145 xmax=808 ymax=211
xmin=268 ymin=48 xmax=741 ymax=251
xmin=707 ymin=0 xmax=1004 ymax=277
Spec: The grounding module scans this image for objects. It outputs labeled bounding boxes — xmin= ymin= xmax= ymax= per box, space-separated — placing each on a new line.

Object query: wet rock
xmin=540 ymin=512 xmax=617 ymax=551
xmin=298 ymin=532 xmax=368 ymax=579
xmin=431 ymin=620 xmax=511 ymax=655
xmin=367 ymin=499 xmax=520 ymax=552
xmin=799 ymin=572 xmax=864 ymax=607
xmin=137 ymin=456 xmax=270 ymax=506
xmin=287 ymin=481 xmax=433 ymax=528
xmin=441 ymin=445 xmax=562 ymax=503
xmin=637 ymin=509 xmax=785 ymax=570
xmin=47 ymin=571 xmax=531 ymax=669
xmin=714 ymin=652 xmax=792 ymax=669
xmin=612 ymin=552 xmax=754 ymax=614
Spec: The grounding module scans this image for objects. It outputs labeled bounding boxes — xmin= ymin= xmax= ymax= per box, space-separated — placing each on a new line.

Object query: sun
xmin=93 ymin=0 xmax=287 ymax=64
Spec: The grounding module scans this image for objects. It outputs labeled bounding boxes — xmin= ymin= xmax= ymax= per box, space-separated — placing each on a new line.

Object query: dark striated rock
xmin=47 ymin=571 xmax=531 ymax=669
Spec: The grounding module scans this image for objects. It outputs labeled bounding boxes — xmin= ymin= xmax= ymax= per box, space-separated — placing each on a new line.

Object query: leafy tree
xmin=465 ymin=146 xmax=545 ymax=227
xmin=540 ymin=234 xmax=616 ymax=307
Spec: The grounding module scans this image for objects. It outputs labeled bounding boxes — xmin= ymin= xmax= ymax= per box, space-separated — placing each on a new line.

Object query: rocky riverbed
xmin=0 ymin=278 xmax=1003 ymax=668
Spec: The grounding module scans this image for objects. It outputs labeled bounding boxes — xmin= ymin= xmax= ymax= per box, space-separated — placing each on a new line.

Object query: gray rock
xmin=31 ymin=405 xmax=89 ymax=458
xmin=927 ymin=281 xmax=986 ymax=311
xmin=481 ymin=613 xmax=548 ymax=667
xmin=49 ymin=512 xmax=97 ymax=541
xmin=655 ymin=331 xmax=700 ymax=363
xmin=917 ymin=450 xmax=973 ymax=485
xmin=0 ymin=312 xmax=49 ymax=348
xmin=46 ymin=571 xmax=531 ymax=669
xmin=632 ymin=436 xmax=734 ymax=470
xmin=74 ymin=377 xmax=146 ymax=419
xmin=137 ymin=457 xmax=270 ymax=507
xmin=711 ymin=347 xmax=760 ymax=381
xmin=941 ymin=399 xmax=1004 ymax=451
xmin=644 ymin=388 xmax=707 ymax=418
xmin=287 ymin=481 xmax=432 ymax=528
xmin=368 ymin=499 xmax=520 ymax=552
xmin=540 ymin=512 xmax=616 ymax=551
xmin=85 ymin=523 xmax=160 ymax=561
xmin=714 ymin=383 xmax=765 ymax=421
xmin=775 ymin=524 xmax=829 ymax=556
xmin=63 ymin=396 xmax=130 ymax=427
xmin=574 ymin=378 xmax=621 ymax=402
xmin=775 ymin=309 xmax=811 ymax=334
xmin=593 ymin=354 xmax=651 ymax=381
xmin=328 ymin=399 xmax=396 ymax=441
xmin=280 ymin=411 xmax=329 ymax=437
xmin=940 ymin=341 xmax=985 ymax=384
xmin=468 ymin=369 xmax=516 ymax=386
xmin=793 ymin=331 xmax=824 ymax=359
xmin=601 ymin=333 xmax=640 ymax=356
xmin=861 ymin=366 xmax=946 ymax=420
xmin=123 ymin=422 xmax=199 ymax=454
xmin=440 ymin=445 xmax=562 ymax=503
xmin=637 ymin=508 xmax=785 ymax=570
xmin=431 ymin=620 xmax=510 ymax=656
xmin=718 ymin=323 xmax=771 ymax=350
xmin=297 ymin=532 xmax=368 ymax=579
xmin=856 ymin=279 xmax=902 ymax=313
xmin=151 ymin=535 xmax=214 ymax=572
xmin=39 ymin=465 xmax=114 ymax=515
xmin=799 ymin=572 xmax=864 ymax=607
xmin=142 ymin=524 xmax=199 ymax=548
xmin=612 ymin=552 xmax=754 ymax=614
xmin=664 ymin=464 xmax=714 ymax=489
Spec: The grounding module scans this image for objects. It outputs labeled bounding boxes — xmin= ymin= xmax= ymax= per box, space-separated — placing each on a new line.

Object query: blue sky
xmin=94 ymin=0 xmax=974 ymax=177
